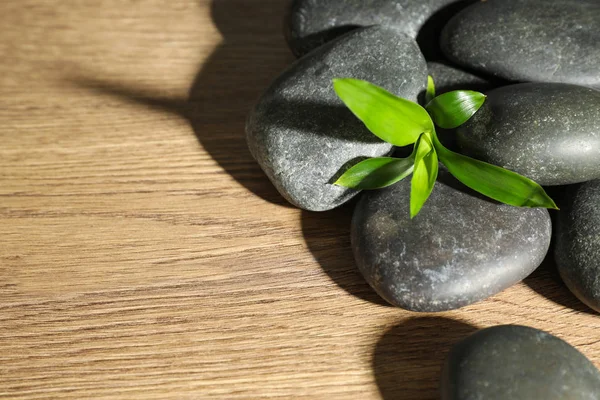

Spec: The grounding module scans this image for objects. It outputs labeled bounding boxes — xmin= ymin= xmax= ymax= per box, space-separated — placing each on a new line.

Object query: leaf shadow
xmin=373 ymin=317 xmax=478 ymax=400
xmin=67 ymin=0 xmax=297 ymax=207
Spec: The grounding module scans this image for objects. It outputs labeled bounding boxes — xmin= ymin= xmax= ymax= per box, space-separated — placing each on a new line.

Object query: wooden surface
xmin=0 ymin=1 xmax=598 ymax=398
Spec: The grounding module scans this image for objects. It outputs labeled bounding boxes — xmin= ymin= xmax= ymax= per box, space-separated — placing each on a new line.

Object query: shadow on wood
xmin=67 ymin=0 xmax=296 ymax=207
xmin=523 ymin=239 xmax=595 ymax=315
xmin=301 ymin=203 xmax=391 ymax=306
xmin=186 ymin=0 xmax=296 ymax=205
xmin=373 ymin=317 xmax=478 ymax=400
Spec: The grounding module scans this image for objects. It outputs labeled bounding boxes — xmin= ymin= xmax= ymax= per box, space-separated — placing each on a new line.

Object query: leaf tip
xmin=332 ymin=177 xmax=345 ymax=187
xmin=409 ymin=204 xmax=424 ymax=219
xmin=409 ymin=198 xmax=425 ymax=219
xmin=425 ymin=75 xmax=436 ymax=105
xmin=537 ymin=190 xmax=558 ymax=210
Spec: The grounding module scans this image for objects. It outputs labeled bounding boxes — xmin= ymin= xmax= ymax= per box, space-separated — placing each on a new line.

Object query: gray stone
xmin=457 ymin=83 xmax=600 ymax=186
xmin=285 ymin=0 xmax=476 ymax=58
xmin=442 ymin=325 xmax=600 ymax=400
xmin=351 ymin=168 xmax=551 ymax=311
xmin=427 ymin=62 xmax=495 ymax=94
xmin=441 ymin=0 xmax=600 ymax=87
xmin=556 ymin=179 xmax=600 ymax=313
xmin=246 ymin=26 xmax=427 ymax=211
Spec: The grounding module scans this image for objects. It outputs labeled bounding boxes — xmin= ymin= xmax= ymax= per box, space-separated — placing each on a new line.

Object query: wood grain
xmin=0 ymin=1 xmax=598 ymax=398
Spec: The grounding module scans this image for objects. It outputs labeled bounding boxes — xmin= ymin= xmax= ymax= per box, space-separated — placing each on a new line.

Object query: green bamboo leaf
xmin=410 ymin=134 xmax=439 ymax=218
xmin=432 ymin=133 xmax=558 ymax=209
xmin=426 ymin=90 xmax=486 ymax=129
xmin=425 ymin=75 xmax=435 ymax=104
xmin=333 ymin=78 xmax=434 ymax=146
xmin=334 ymin=156 xmax=415 ymax=190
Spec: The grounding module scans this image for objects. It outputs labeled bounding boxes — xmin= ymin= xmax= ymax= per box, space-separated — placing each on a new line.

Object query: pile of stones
xmin=245 ymin=1 xmax=600 ymax=395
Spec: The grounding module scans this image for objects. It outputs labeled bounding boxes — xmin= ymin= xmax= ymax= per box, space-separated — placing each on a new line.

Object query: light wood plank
xmin=1 ymin=1 xmax=598 ymax=398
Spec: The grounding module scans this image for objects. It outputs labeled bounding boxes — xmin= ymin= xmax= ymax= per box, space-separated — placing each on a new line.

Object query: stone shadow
xmin=373 ymin=317 xmax=478 ymax=400
xmin=300 ymin=201 xmax=391 ymax=307
xmin=69 ymin=0 xmax=296 ymax=207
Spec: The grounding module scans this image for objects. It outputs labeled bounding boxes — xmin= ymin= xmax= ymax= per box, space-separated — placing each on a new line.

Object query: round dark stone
xmin=556 ymin=179 xmax=600 ymax=313
xmin=441 ymin=0 xmax=600 ymax=88
xmin=442 ymin=325 xmax=600 ymax=400
xmin=351 ymin=169 xmax=551 ymax=311
xmin=246 ymin=26 xmax=427 ymax=211
xmin=456 ymin=83 xmax=600 ymax=186
xmin=285 ymin=0 xmax=476 ymax=58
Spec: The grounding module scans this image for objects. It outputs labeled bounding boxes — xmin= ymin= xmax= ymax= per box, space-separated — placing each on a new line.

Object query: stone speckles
xmin=441 ymin=0 xmax=600 ymax=87
xmin=351 ymin=169 xmax=551 ymax=311
xmin=442 ymin=325 xmax=600 ymax=400
xmin=246 ymin=26 xmax=427 ymax=211
xmin=457 ymin=83 xmax=600 ymax=186
xmin=285 ymin=0 xmax=475 ymax=57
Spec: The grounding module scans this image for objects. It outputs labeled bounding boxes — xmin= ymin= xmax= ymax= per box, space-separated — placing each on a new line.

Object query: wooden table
xmin=1 ymin=1 xmax=598 ymax=398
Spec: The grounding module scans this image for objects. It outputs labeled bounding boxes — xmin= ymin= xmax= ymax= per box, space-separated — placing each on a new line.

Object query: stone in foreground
xmin=457 ymin=83 xmax=600 ymax=186
xmin=442 ymin=325 xmax=600 ymax=400
xmin=556 ymin=179 xmax=600 ymax=313
xmin=246 ymin=26 xmax=427 ymax=211
xmin=441 ymin=0 xmax=600 ymax=87
xmin=351 ymin=169 xmax=551 ymax=311
xmin=285 ymin=0 xmax=475 ymax=57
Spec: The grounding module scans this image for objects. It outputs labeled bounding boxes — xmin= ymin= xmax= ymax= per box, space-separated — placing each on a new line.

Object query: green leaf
xmin=410 ymin=133 xmax=439 ymax=218
xmin=425 ymin=75 xmax=435 ymax=104
xmin=334 ymin=156 xmax=415 ymax=190
xmin=432 ymin=133 xmax=558 ymax=209
xmin=333 ymin=78 xmax=434 ymax=146
xmin=426 ymin=90 xmax=486 ymax=129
